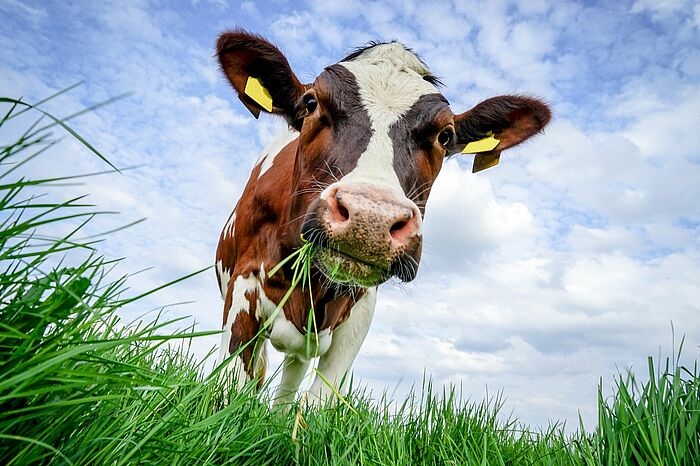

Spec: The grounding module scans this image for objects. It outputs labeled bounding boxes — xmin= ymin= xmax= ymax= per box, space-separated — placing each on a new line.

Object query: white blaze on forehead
xmin=349 ymin=42 xmax=434 ymax=80
xmin=256 ymin=127 xmax=298 ymax=179
xmin=333 ymin=43 xmax=438 ymax=197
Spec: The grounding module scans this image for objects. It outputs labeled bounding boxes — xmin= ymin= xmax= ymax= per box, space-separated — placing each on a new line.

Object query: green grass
xmin=1 ymin=92 xmax=699 ymax=465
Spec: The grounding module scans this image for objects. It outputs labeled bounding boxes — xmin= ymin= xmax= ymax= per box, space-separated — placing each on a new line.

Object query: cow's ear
xmin=453 ymin=96 xmax=551 ymax=172
xmin=217 ymin=30 xmax=306 ymax=130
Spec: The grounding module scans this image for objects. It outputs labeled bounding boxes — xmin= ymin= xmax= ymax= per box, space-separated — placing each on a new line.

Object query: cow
xmin=214 ymin=30 xmax=550 ymax=406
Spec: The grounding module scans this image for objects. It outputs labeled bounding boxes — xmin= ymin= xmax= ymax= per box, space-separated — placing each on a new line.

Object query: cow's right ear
xmin=452 ymin=96 xmax=551 ymax=173
xmin=217 ymin=30 xmax=306 ymax=130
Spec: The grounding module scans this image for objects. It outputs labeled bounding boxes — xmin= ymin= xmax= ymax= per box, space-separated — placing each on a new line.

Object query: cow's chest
xmin=240 ymin=275 xmax=334 ymax=360
xmin=268 ymin=311 xmax=333 ymax=360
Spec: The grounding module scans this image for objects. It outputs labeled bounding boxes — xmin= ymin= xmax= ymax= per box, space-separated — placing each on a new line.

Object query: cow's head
xmin=218 ymin=30 xmax=550 ymax=288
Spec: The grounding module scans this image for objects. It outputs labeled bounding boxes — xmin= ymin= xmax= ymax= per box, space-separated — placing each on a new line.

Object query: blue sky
xmin=2 ymin=0 xmax=699 ymax=429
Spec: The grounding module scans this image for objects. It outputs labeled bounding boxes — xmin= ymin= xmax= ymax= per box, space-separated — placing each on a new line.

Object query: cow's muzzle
xmin=301 ymin=184 xmax=423 ymax=287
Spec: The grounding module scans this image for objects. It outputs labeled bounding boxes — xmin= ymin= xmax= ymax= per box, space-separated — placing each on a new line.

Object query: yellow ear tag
xmin=472 ymin=153 xmax=501 ymax=173
xmin=461 ymin=132 xmax=500 ymax=154
xmin=244 ymin=76 xmax=273 ymax=112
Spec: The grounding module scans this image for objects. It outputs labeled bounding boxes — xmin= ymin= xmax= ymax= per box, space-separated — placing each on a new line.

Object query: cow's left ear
xmin=453 ymin=96 xmax=551 ymax=172
xmin=217 ymin=29 xmax=307 ymax=130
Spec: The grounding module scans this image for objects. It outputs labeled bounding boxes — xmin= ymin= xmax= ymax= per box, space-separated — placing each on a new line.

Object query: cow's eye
xmin=304 ymin=96 xmax=318 ymax=114
xmin=438 ymin=129 xmax=453 ymax=147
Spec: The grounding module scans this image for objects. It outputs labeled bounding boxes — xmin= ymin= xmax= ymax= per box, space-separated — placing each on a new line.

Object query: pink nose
xmin=324 ymin=185 xmax=421 ymax=252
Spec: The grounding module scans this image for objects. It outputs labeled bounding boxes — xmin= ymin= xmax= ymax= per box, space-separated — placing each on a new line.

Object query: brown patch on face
xmin=390 ymin=93 xmax=453 ymax=211
xmin=413 ymin=113 xmax=454 ymax=213
xmin=289 ymin=66 xmax=372 ymax=227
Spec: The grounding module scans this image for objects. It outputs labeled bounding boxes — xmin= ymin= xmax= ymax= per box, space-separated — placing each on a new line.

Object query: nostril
xmin=389 ymin=209 xmax=417 ymax=242
xmin=337 ymin=203 xmax=350 ymax=221
xmin=390 ymin=220 xmax=407 ymax=235
xmin=328 ymin=190 xmax=351 ymax=224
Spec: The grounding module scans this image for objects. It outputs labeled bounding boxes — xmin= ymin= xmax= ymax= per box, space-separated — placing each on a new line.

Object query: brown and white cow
xmin=214 ymin=30 xmax=550 ymax=406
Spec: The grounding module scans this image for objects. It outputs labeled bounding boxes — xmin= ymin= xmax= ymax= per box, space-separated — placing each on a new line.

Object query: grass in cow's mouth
xmin=314 ymin=245 xmax=391 ymax=287
xmin=2 ymin=91 xmax=699 ymax=465
xmin=268 ymin=238 xmax=360 ymax=430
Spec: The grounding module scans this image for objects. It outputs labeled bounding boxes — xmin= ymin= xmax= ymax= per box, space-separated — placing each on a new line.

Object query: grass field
xmin=1 ymin=94 xmax=699 ymax=465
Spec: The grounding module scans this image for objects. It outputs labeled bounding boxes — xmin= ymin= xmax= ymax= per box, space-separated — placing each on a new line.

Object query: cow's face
xmin=292 ymin=50 xmax=453 ymax=287
xmin=218 ymin=31 xmax=550 ymax=288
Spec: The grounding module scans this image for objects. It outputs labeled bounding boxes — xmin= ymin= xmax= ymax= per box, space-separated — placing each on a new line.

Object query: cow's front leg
xmin=309 ymin=287 xmax=377 ymax=405
xmin=272 ymin=355 xmax=310 ymax=407
xmin=217 ymin=273 xmax=266 ymax=389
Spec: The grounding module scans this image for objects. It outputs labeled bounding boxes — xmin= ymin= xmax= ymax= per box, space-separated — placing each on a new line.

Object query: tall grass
xmin=593 ymin=354 xmax=700 ymax=464
xmin=0 ymin=92 xmax=698 ymax=465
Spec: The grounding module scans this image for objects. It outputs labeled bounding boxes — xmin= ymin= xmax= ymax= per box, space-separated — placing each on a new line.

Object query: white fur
xmin=269 ymin=310 xmax=333 ymax=359
xmin=273 ymin=355 xmax=310 ymax=406
xmin=309 ymin=287 xmax=377 ymax=405
xmin=216 ymin=260 xmax=231 ymax=299
xmin=217 ymin=273 xmax=256 ymax=362
xmin=217 ymin=272 xmax=278 ymax=387
xmin=258 ymin=262 xmax=266 ymax=285
xmin=252 ymin=264 xmax=279 ymax=322
xmin=223 ymin=211 xmax=236 ymax=239
xmin=270 ymin=289 xmax=377 ymax=406
xmin=256 ymin=127 xmax=298 ymax=179
xmin=348 ymin=42 xmax=433 ymax=79
xmin=327 ymin=45 xmax=436 ymax=202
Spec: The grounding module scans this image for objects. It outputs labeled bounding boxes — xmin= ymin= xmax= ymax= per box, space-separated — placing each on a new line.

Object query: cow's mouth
xmin=314 ymin=246 xmax=391 ymax=287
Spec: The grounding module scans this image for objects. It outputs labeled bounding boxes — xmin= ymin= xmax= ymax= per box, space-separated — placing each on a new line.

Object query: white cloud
xmin=622 ymin=87 xmax=700 ymax=159
xmin=523 ymin=118 xmax=700 ymax=224
xmin=423 ymin=159 xmax=534 ymax=269
xmin=566 ymin=225 xmax=641 ymax=254
xmin=414 ymin=3 xmax=473 ymax=43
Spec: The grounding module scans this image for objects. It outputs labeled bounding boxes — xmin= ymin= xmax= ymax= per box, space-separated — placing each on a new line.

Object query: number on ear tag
xmin=462 ymin=132 xmax=500 ymax=154
xmin=244 ymin=76 xmax=273 ymax=112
